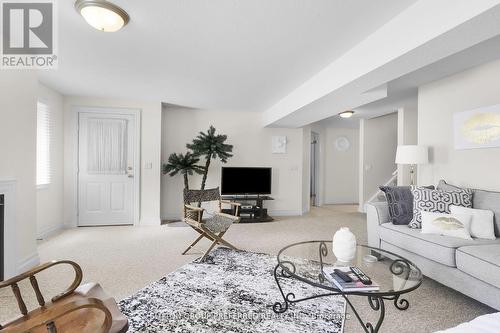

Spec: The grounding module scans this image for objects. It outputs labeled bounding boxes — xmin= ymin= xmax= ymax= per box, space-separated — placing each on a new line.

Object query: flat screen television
xmin=221 ymin=167 xmax=272 ymax=195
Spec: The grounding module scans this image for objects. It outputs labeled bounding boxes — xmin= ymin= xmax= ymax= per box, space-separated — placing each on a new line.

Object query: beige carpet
xmin=0 ymin=205 xmax=495 ymax=332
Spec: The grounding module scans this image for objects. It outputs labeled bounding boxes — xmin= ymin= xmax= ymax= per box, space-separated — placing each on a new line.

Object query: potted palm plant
xmin=187 ymin=125 xmax=233 ymax=190
xmin=162 ymin=152 xmax=204 ymax=190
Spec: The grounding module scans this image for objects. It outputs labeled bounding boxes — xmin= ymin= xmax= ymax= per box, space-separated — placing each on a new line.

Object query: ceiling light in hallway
xmin=75 ymin=0 xmax=130 ymax=32
xmin=339 ymin=111 xmax=354 ymax=118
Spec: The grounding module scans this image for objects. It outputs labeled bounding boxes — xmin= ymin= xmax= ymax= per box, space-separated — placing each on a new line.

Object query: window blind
xmin=36 ymin=102 xmax=51 ymax=186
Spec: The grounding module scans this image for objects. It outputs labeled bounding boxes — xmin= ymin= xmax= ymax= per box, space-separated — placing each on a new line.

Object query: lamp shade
xmin=395 ymin=145 xmax=428 ymax=165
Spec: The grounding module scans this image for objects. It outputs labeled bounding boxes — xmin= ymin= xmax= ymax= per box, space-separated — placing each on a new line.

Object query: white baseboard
xmin=138 ymin=218 xmax=162 ymax=226
xmin=162 ymin=213 xmax=182 ymax=221
xmin=18 ymin=252 xmax=40 ymax=274
xmin=37 ymin=224 xmax=65 ymax=240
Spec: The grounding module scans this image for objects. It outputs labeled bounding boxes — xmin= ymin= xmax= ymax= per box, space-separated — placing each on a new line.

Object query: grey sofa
xmin=366 ymin=184 xmax=500 ymax=310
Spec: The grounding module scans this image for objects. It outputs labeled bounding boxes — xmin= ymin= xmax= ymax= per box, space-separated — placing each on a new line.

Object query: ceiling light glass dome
xmin=75 ymin=0 xmax=130 ymax=32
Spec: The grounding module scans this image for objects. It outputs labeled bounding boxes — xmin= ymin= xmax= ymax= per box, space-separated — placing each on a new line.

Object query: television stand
xmin=221 ymin=195 xmax=274 ymax=223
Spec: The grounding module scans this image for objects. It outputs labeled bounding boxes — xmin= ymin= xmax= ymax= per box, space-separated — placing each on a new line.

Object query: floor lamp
xmin=395 ymin=145 xmax=428 ymax=185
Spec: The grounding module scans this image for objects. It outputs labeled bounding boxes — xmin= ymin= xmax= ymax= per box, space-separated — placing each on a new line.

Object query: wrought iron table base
xmin=272 ymin=263 xmax=410 ymax=333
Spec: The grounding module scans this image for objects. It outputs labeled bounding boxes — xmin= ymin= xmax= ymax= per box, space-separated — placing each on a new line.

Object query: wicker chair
xmin=182 ymin=187 xmax=241 ymax=261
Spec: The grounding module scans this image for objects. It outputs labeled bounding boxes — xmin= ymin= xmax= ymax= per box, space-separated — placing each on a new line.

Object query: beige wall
xmin=359 ymin=113 xmax=398 ymax=207
xmin=0 ymin=71 xmax=39 ymax=272
xmin=63 ymin=97 xmax=162 ymax=226
xmin=37 ymin=83 xmax=65 ymax=238
xmin=324 ymin=127 xmax=359 ymax=204
xmin=418 ymin=59 xmax=500 ymax=190
xmin=161 ymin=105 xmax=304 ymax=219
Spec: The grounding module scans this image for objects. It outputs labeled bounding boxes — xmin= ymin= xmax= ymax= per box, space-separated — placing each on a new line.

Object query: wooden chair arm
xmin=184 ymin=217 xmax=201 ymax=227
xmin=184 ymin=204 xmax=204 ymax=212
xmin=1 ymin=298 xmax=112 ymax=333
xmin=214 ymin=212 xmax=241 ymax=221
xmin=0 ymin=260 xmax=82 ymax=303
xmin=220 ymin=200 xmax=241 ymax=207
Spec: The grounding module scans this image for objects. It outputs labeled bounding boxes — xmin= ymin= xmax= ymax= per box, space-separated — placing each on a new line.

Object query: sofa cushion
xmin=456 ymin=245 xmax=500 ymax=289
xmin=379 ymin=186 xmax=414 ymax=225
xmin=450 ymin=205 xmax=496 ymax=240
xmin=409 ymin=186 xmax=473 ymax=229
xmin=421 ymin=211 xmax=472 ymax=240
xmin=379 ymin=223 xmax=500 ymax=267
xmin=438 ymin=180 xmax=500 ymax=237
xmin=380 ymin=185 xmax=434 ymax=225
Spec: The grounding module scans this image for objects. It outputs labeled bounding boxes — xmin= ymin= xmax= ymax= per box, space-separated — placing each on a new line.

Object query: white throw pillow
xmin=421 ymin=211 xmax=472 ymax=240
xmin=450 ymin=205 xmax=496 ymax=240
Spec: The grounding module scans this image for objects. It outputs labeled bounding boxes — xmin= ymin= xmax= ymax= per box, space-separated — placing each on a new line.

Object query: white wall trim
xmin=139 ymin=218 xmax=162 ymax=226
xmin=162 ymin=213 xmax=182 ymax=221
xmin=0 ymin=179 xmax=19 ymax=279
xmin=18 ymin=252 xmax=40 ymax=275
xmin=36 ymin=224 xmax=65 ymax=240
xmin=70 ymin=106 xmax=142 ymax=227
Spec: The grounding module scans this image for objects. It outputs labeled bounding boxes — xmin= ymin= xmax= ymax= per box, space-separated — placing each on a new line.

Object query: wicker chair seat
xmin=204 ymin=214 xmax=234 ymax=234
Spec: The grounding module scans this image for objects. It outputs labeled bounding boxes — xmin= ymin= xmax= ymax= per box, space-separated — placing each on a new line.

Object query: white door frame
xmin=71 ymin=106 xmax=141 ymax=226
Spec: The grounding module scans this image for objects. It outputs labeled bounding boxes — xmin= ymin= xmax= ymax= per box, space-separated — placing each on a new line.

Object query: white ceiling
xmin=40 ymin=0 xmax=418 ymax=112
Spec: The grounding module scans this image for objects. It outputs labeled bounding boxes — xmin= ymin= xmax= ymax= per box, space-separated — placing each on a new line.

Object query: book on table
xmin=322 ymin=266 xmax=380 ymax=292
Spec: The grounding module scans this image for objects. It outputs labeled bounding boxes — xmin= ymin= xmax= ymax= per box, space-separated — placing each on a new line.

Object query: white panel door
xmin=78 ymin=112 xmax=135 ymax=226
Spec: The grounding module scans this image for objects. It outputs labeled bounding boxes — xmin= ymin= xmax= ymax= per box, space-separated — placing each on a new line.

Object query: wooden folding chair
xmin=182 ymin=187 xmax=241 ymax=262
xmin=0 ymin=260 xmax=128 ymax=333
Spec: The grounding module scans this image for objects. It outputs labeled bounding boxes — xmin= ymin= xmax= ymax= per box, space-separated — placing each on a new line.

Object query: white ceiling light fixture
xmin=75 ymin=0 xmax=130 ymax=32
xmin=339 ymin=110 xmax=354 ymax=118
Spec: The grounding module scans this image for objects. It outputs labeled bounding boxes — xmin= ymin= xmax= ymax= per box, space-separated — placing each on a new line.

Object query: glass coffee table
xmin=272 ymin=241 xmax=423 ymax=333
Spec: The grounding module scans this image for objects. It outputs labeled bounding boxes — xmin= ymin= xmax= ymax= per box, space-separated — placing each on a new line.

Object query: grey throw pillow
xmin=380 ymin=186 xmax=434 ymax=225
xmin=438 ymin=180 xmax=500 ymax=237
xmin=409 ymin=186 xmax=473 ymax=229
xmin=437 ymin=179 xmax=463 ymax=192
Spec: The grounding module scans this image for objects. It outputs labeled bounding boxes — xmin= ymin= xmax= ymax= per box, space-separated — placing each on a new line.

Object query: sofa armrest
xmin=365 ymin=202 xmax=390 ymax=248
xmin=366 ymin=202 xmax=390 ymax=225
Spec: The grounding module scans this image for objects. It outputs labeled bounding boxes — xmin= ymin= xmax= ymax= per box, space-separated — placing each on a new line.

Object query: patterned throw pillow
xmin=421 ymin=211 xmax=473 ymax=240
xmin=409 ymin=186 xmax=473 ymax=229
xmin=380 ymin=185 xmax=435 ymax=225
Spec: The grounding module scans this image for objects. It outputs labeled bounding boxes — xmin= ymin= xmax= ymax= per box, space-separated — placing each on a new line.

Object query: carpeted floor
xmin=0 ymin=205 xmax=495 ymax=332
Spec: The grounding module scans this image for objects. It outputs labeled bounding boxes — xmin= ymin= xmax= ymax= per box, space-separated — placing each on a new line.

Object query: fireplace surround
xmin=0 ymin=180 xmax=17 ymax=280
xmin=0 ymin=194 xmax=4 ymax=281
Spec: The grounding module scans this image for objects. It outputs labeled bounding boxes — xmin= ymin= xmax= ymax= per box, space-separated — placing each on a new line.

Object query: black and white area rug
xmin=119 ymin=248 xmax=346 ymax=333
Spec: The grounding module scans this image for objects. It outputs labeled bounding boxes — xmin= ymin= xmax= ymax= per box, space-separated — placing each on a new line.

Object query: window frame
xmin=36 ymin=101 xmax=51 ymax=189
